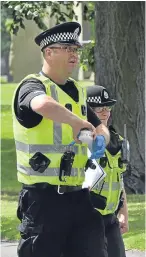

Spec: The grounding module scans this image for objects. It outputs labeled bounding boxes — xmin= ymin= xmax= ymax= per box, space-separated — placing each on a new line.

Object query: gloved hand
xmin=90 ymin=135 xmax=106 ymax=159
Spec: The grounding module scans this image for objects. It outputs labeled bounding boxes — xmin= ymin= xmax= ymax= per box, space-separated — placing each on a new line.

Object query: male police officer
xmin=12 ymin=22 xmax=110 ymax=257
xmin=87 ymin=85 xmax=129 ymax=257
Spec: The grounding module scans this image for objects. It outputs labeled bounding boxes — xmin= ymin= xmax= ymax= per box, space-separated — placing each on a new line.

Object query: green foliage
xmin=83 ymin=2 xmax=95 ymax=21
xmin=2 ymin=1 xmax=95 ymax=70
xmin=80 ymin=41 xmax=95 ymax=71
xmin=1 ymin=1 xmax=81 ymax=35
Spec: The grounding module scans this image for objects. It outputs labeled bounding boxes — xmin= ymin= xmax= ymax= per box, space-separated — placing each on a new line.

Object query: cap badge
xmin=104 ymin=91 xmax=109 ymax=99
xmin=74 ymin=27 xmax=79 ymax=38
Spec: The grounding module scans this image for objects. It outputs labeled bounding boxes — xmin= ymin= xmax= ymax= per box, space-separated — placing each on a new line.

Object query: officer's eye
xmin=67 ymin=47 xmax=81 ymax=54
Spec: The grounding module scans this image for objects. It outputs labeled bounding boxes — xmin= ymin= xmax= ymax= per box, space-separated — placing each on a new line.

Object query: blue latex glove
xmin=68 ymin=131 xmax=81 ymax=146
xmin=68 ymin=141 xmax=76 ymax=146
xmin=90 ymin=135 xmax=106 ymax=159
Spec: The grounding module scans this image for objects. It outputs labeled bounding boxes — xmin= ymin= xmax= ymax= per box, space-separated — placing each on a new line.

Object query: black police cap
xmin=87 ymin=85 xmax=117 ymax=107
xmin=34 ymin=22 xmax=82 ymax=51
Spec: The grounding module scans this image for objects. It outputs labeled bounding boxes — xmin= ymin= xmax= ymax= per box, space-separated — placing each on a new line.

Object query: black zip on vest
xmin=99 ymin=157 xmax=108 ymax=168
xmin=118 ymin=157 xmax=124 ymax=168
xmin=81 ymin=105 xmax=86 ymax=116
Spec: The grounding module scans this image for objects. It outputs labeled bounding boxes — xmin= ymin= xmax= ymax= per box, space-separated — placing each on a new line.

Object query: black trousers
xmin=17 ymin=184 xmax=107 ymax=257
xmin=103 ymin=214 xmax=126 ymax=257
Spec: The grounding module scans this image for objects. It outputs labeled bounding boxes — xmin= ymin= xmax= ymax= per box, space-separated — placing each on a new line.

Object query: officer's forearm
xmin=31 ymin=94 xmax=84 ymax=125
xmin=118 ymin=188 xmax=128 ymax=219
xmin=96 ymin=123 xmax=110 ymax=145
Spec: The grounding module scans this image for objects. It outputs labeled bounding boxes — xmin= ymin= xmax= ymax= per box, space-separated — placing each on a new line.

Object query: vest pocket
xmin=17 ymin=189 xmax=29 ymax=221
xmin=17 ymin=189 xmax=44 ymax=257
xmin=17 ymin=188 xmax=44 ymax=224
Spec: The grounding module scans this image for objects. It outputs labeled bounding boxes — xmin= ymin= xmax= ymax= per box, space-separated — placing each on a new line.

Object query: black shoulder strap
xmin=106 ymin=127 xmax=122 ymax=155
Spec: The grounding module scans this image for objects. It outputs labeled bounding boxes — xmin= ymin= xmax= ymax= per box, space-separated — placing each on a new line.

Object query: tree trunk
xmin=94 ymin=2 xmax=145 ymax=193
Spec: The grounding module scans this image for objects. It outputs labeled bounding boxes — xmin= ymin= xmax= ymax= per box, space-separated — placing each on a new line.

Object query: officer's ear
xmin=43 ymin=47 xmax=52 ymax=59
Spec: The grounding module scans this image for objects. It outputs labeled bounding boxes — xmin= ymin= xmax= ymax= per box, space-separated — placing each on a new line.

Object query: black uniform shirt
xmin=14 ymin=78 xmax=101 ymax=129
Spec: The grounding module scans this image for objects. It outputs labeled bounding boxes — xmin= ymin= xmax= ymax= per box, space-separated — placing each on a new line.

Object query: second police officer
xmin=87 ymin=85 xmax=129 ymax=257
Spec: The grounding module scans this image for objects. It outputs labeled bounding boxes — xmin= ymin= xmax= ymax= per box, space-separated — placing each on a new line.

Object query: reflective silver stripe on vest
xmin=50 ymin=85 xmax=62 ymax=145
xmin=80 ymin=168 xmax=85 ymax=177
xmin=112 ymin=182 xmax=121 ymax=190
xmin=94 ymin=182 xmax=109 ymax=191
xmin=94 ymin=182 xmax=121 ymax=191
xmin=15 ymin=141 xmax=79 ymax=154
xmin=81 ymin=87 xmax=86 ymax=103
xmin=81 ymin=146 xmax=87 ymax=155
xmin=106 ymin=202 xmax=115 ymax=210
xmin=17 ymin=164 xmax=82 ymax=177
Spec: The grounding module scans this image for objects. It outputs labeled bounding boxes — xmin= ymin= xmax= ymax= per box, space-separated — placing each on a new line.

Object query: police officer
xmin=87 ymin=85 xmax=129 ymax=257
xmin=12 ymin=22 xmax=110 ymax=257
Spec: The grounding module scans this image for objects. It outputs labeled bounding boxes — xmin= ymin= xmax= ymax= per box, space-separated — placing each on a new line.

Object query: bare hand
xmin=71 ymin=119 xmax=96 ymax=143
xmin=118 ymin=213 xmax=129 ymax=234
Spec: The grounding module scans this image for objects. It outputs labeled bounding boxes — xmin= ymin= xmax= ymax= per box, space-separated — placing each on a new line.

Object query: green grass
xmin=1 ymin=83 xmax=17 ymax=105
xmin=1 ymin=83 xmax=145 ymax=250
xmin=1 ymin=83 xmax=21 ymax=239
xmin=1 ymin=104 xmax=21 ymax=194
xmin=1 ymin=194 xmax=20 ymax=240
xmin=123 ymin=195 xmax=145 ymax=251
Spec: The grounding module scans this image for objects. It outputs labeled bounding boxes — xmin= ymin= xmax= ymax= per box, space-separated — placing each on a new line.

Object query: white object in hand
xmin=78 ymin=130 xmax=93 ymax=151
xmin=78 ymin=129 xmax=106 ymax=189
xmin=82 ymin=149 xmax=106 ymax=190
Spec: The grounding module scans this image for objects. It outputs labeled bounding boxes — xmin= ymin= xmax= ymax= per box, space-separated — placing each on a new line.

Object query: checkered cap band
xmin=40 ymin=32 xmax=79 ymax=50
xmin=87 ymin=96 xmax=102 ymax=104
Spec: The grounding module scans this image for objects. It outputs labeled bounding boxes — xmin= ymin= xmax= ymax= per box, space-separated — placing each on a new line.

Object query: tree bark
xmin=94 ymin=2 xmax=145 ymax=193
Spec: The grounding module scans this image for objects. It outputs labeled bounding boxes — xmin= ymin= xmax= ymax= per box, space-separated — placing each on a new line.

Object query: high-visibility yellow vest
xmin=12 ymin=73 xmax=88 ymax=186
xmin=93 ymin=135 xmax=126 ymax=215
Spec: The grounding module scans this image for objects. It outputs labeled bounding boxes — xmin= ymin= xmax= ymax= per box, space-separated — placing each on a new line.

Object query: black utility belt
xmin=23 ymin=183 xmax=83 ymax=194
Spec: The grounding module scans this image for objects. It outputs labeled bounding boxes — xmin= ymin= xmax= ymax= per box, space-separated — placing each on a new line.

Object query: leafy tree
xmin=1 ymin=1 xmax=79 ymax=34
xmin=1 ymin=1 xmax=95 ymax=71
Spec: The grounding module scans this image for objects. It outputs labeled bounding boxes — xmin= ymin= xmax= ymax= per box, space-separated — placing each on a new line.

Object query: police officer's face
xmin=93 ymin=106 xmax=111 ymax=126
xmin=45 ymin=44 xmax=80 ymax=75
